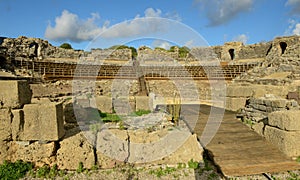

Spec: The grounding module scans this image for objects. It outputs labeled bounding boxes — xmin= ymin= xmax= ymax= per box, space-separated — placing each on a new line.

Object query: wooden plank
xmin=181 ymin=104 xmax=300 ymax=177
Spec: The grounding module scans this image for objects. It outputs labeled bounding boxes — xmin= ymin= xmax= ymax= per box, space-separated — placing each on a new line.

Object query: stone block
xmin=95 ymin=96 xmax=112 ymax=113
xmin=0 ymin=141 xmax=9 ymax=163
xmin=225 ymin=97 xmax=247 ymax=111
xmin=0 ymin=80 xmax=32 ymax=109
xmin=57 ymin=131 xmax=95 ymax=170
xmin=135 ymin=96 xmax=152 ymax=111
xmin=10 ymin=141 xmax=56 ymax=167
xmin=268 ymin=110 xmax=300 ymax=131
xmin=21 ymin=103 xmax=65 ymax=141
xmin=264 ymin=126 xmax=300 ymax=157
xmin=251 ymin=122 xmax=265 ymax=136
xmin=153 ymin=134 xmax=203 ymax=165
xmin=96 ymin=130 xmax=128 ymax=168
xmin=253 ymin=88 xmax=267 ymax=98
xmin=63 ymin=102 xmax=76 ymax=123
xmin=0 ymin=109 xmax=12 ymax=141
xmin=250 ymin=104 xmax=267 ymax=111
xmin=226 ymin=86 xmax=253 ymax=97
xmin=11 ymin=109 xmax=24 ymax=140
xmin=113 ymin=97 xmax=133 ymax=115
xmin=270 ymin=99 xmax=287 ymax=108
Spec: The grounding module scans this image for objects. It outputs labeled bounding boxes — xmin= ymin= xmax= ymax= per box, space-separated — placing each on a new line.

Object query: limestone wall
xmin=85 ymin=48 xmax=132 ymax=61
xmin=265 ymin=111 xmax=300 ymax=157
xmin=0 ymin=80 xmax=204 ymax=170
xmin=225 ymin=82 xmax=300 ymax=157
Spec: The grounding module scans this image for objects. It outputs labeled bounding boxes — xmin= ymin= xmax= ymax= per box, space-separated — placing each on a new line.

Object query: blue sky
xmin=1 ymin=0 xmax=300 ymax=50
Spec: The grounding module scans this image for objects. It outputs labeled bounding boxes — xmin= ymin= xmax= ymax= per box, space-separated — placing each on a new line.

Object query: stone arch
xmin=228 ymin=49 xmax=235 ymax=60
xmin=29 ymin=42 xmax=39 ymax=58
xmin=279 ymin=42 xmax=287 ymax=55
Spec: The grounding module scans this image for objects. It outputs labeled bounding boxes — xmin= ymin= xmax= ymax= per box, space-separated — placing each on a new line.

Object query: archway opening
xmin=0 ymin=56 xmax=6 ymax=69
xmin=228 ymin=49 xmax=235 ymax=60
xmin=279 ymin=42 xmax=287 ymax=55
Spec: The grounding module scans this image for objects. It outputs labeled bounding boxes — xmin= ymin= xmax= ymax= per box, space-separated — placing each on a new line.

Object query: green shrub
xmin=60 ymin=43 xmax=73 ymax=49
xmin=36 ymin=165 xmax=50 ymax=178
xmin=76 ymin=162 xmax=85 ymax=173
xmin=188 ymin=159 xmax=199 ymax=169
xmin=0 ymin=160 xmax=33 ymax=180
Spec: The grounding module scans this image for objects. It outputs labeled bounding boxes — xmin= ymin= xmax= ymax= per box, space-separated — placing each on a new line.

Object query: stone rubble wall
xmin=264 ymin=111 xmax=300 ymax=157
xmin=224 ymin=82 xmax=300 ymax=157
xmin=0 ymin=80 xmax=204 ymax=170
xmin=1 ymin=35 xmax=299 ymax=68
xmin=83 ymin=48 xmax=132 ymax=61
xmin=1 ymin=36 xmax=83 ymax=60
xmin=242 ymin=95 xmax=299 ymax=123
xmin=236 ymin=35 xmax=300 ymax=84
xmin=137 ymin=41 xmax=271 ymax=64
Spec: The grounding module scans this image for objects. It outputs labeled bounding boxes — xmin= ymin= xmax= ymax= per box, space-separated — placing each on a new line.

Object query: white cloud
xmin=233 ymin=34 xmax=249 ymax=44
xmin=286 ymin=0 xmax=300 ymax=14
xmin=195 ymin=0 xmax=254 ymax=26
xmin=285 ymin=19 xmax=300 ymax=35
xmin=152 ymin=40 xmax=171 ymax=49
xmin=45 ymin=8 xmax=181 ymax=43
xmin=293 ymin=23 xmax=300 ymax=35
xmin=184 ymin=40 xmax=195 ymax=48
xmin=45 ymin=10 xmax=107 ymax=42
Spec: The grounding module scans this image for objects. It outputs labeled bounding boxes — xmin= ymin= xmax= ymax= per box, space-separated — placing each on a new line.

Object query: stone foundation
xmin=0 ymin=80 xmax=32 ymax=109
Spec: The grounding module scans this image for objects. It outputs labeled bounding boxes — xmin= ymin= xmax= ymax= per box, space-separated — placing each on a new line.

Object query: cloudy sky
xmin=1 ymin=0 xmax=300 ymax=49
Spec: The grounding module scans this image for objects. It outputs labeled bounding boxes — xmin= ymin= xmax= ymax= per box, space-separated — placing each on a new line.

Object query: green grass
xmin=0 ymin=160 xmax=33 ymax=180
xmin=296 ymin=156 xmax=300 ymax=163
xmin=101 ymin=113 xmax=121 ymax=122
xmin=149 ymin=166 xmax=177 ymax=178
xmin=76 ymin=162 xmax=85 ymax=173
xmin=134 ymin=109 xmax=151 ymax=116
xmin=31 ymin=164 xmax=66 ymax=178
xmin=188 ymin=159 xmax=199 ymax=170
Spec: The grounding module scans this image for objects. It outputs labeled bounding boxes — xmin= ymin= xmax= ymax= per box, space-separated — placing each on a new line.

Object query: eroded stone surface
xmin=264 ymin=126 xmax=300 ymax=157
xmin=0 ymin=109 xmax=12 ymax=141
xmin=21 ymin=102 xmax=65 ymax=141
xmin=10 ymin=141 xmax=57 ymax=167
xmin=0 ymin=80 xmax=31 ymax=109
xmin=57 ymin=129 xmax=95 ymax=170
xmin=268 ymin=110 xmax=300 ymax=131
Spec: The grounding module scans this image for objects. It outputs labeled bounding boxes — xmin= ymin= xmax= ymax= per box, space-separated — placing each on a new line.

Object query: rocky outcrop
xmin=1 ymin=36 xmax=83 ymax=60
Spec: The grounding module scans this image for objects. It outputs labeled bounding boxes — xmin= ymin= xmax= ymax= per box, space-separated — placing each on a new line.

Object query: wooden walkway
xmin=180 ymin=104 xmax=300 ymax=177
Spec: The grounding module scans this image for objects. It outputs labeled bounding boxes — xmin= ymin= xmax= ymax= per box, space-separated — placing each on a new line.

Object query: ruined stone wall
xmin=236 ymin=35 xmax=300 ymax=83
xmin=147 ymin=80 xmax=226 ymax=101
xmin=225 ymin=82 xmax=300 ymax=157
xmin=137 ymin=46 xmax=178 ymax=64
xmin=0 ymin=80 xmax=203 ymax=170
xmin=137 ymin=41 xmax=272 ymax=64
xmin=85 ymin=48 xmax=132 ymax=61
xmin=1 ymin=36 xmax=83 ymax=60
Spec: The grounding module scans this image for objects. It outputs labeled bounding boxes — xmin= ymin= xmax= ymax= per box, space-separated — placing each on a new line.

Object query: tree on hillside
xmin=60 ymin=43 xmax=73 ymax=49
